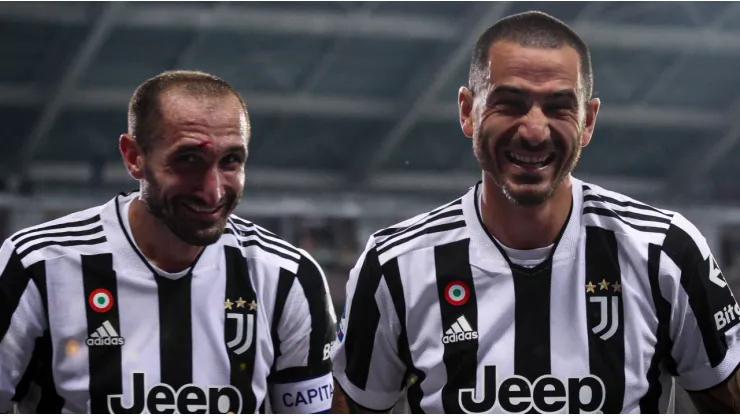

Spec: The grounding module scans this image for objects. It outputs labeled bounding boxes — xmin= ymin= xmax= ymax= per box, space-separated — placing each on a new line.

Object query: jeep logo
xmin=458 ymin=365 xmax=605 ymax=413
xmin=107 ymin=372 xmax=243 ymax=414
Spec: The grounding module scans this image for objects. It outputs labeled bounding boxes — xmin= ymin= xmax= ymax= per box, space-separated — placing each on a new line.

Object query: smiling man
xmin=0 ymin=70 xmax=336 ymax=414
xmin=331 ymin=11 xmax=740 ymax=414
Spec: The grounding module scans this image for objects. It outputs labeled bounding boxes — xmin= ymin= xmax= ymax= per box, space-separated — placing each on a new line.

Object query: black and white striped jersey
xmin=0 ymin=191 xmax=337 ymax=414
xmin=332 ymin=178 xmax=740 ymax=414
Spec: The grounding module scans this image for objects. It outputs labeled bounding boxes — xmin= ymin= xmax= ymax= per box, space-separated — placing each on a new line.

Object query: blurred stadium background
xmin=3 ymin=1 xmax=740 ymax=412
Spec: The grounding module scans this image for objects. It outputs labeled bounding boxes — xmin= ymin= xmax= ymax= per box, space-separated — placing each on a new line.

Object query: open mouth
xmin=182 ymin=202 xmax=223 ymax=215
xmin=504 ymin=151 xmax=556 ymax=168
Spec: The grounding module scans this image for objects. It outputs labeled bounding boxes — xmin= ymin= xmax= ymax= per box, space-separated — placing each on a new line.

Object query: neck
xmin=128 ymin=198 xmax=203 ymax=273
xmin=480 ymin=174 xmax=573 ymax=250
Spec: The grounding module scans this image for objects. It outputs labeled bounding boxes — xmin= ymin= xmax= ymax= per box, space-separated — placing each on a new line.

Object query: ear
xmin=119 ymin=134 xmax=144 ymax=180
xmin=581 ymin=97 xmax=601 ymax=148
xmin=458 ymin=86 xmax=475 ymax=138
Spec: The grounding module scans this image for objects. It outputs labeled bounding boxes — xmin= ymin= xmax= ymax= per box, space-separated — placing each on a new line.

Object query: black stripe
xmin=583 ymin=226 xmax=625 ymax=413
xmin=383 ymin=258 xmax=425 ymax=414
xmin=376 ymin=221 xmax=467 ymax=256
xmin=435 ymin=240 xmax=478 ymax=414
xmin=155 ymin=274 xmax=193 ymax=391
xmin=294 ymin=255 xmax=334 ymax=373
xmin=0 ymin=248 xmax=30 ymax=340
xmin=15 ymin=225 xmax=104 ymax=248
xmin=229 ymin=216 xmax=279 ymax=237
xmin=344 ymin=248 xmax=383 ymax=390
xmin=640 ymin=243 xmax=677 ymax=412
xmin=582 ymin=186 xmax=671 ymax=217
xmin=376 ymin=209 xmax=463 ymax=250
xmin=81 ymin=253 xmax=123 ymax=414
xmin=28 ymin=261 xmax=65 ymax=413
xmin=224 ymin=246 xmax=258 ymax=413
xmin=583 ymin=207 xmax=668 ymax=234
xmin=582 ymin=203 xmax=671 ymax=224
xmin=11 ymin=215 xmax=101 ymax=242
xmin=373 ymin=199 xmax=463 ymax=238
xmin=269 ymin=268 xmax=295 ymax=380
xmin=18 ymin=236 xmax=107 ymax=261
xmin=227 ymin=220 xmax=300 ymax=257
xmin=512 ymin=263 xmax=552 ymax=408
xmin=662 ymin=222 xmax=736 ymax=367
xmin=224 ymin=229 xmax=300 ymax=262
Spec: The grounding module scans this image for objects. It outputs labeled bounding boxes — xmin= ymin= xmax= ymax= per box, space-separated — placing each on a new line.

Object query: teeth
xmin=185 ymin=203 xmax=218 ymax=213
xmin=508 ymin=152 xmax=548 ymax=164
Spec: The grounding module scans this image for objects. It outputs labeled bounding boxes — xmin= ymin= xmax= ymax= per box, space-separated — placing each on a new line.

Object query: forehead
xmin=485 ymin=40 xmax=582 ymax=93
xmin=157 ymin=89 xmax=247 ymax=143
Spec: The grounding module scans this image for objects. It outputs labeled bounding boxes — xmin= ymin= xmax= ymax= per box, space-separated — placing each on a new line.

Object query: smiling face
xmin=460 ymin=40 xmax=599 ymax=206
xmin=133 ymin=89 xmax=248 ymax=246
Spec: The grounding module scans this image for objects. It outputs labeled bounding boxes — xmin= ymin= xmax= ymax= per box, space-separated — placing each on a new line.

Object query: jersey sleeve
xmin=331 ymin=238 xmax=408 ymax=411
xmin=659 ymin=214 xmax=740 ymax=391
xmin=267 ymin=249 xmax=336 ymax=414
xmin=0 ymin=239 xmax=47 ymax=412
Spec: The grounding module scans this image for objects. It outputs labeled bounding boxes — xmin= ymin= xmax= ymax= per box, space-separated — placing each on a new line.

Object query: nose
xmin=517 ymin=106 xmax=550 ymax=146
xmin=193 ymin=165 xmax=224 ymax=206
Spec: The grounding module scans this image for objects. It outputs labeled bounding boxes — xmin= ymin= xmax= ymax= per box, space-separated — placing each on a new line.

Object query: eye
xmin=177 ymin=154 xmax=199 ymax=164
xmin=221 ymin=154 xmax=244 ymax=169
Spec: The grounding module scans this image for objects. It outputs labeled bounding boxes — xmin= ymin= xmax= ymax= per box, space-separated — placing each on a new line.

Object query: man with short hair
xmin=0 ymin=70 xmax=336 ymax=414
xmin=331 ymin=11 xmax=740 ymax=413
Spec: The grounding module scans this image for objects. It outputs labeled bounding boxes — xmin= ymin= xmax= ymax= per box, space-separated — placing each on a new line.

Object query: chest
xmin=398 ymin=244 xmax=661 ymax=413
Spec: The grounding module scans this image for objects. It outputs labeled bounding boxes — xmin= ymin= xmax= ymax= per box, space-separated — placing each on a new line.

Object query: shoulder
xmin=225 ymin=214 xmax=320 ymax=275
xmin=580 ymin=180 xmax=710 ymax=267
xmin=364 ymin=194 xmax=469 ymax=266
xmin=580 ymin=180 xmax=677 ymax=243
xmin=7 ymin=203 xmax=108 ymax=267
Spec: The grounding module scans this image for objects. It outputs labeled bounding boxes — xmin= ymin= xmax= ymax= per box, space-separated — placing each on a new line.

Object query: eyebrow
xmin=489 ymin=86 xmax=578 ymax=101
xmin=172 ymin=144 xmax=246 ymax=156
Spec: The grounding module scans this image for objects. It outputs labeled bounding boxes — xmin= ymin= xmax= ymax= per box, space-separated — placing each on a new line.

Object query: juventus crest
xmin=225 ymin=297 xmax=258 ymax=355
xmin=585 ymin=279 xmax=622 ymax=341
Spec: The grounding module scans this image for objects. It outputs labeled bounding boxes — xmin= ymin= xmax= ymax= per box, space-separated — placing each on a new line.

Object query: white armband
xmin=269 ymin=373 xmax=333 ymax=414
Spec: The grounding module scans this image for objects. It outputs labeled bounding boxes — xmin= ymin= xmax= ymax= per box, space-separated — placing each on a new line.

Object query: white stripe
xmin=615 ymin=232 xmax=652 ymax=411
xmin=374 ymin=200 xmax=463 ymax=247
xmin=457 ymin=316 xmax=473 ymax=332
xmin=15 ymin=230 xmax=107 ymax=254
xmin=582 ymin=187 xmax=673 ymax=218
xmin=451 ymin=322 xmax=463 ymax=334
xmin=376 ymin=206 xmax=464 ymax=251
xmin=582 ymin=214 xmax=667 ymax=245
xmin=9 ymin=208 xmax=102 ymax=240
xmin=13 ymin=223 xmax=103 ymax=246
xmin=96 ymin=327 xmax=108 ymax=338
xmin=90 ymin=333 xmax=99 ymax=338
xmin=45 ymin=255 xmax=90 ymax=412
xmin=378 ymin=222 xmax=468 ymax=266
xmin=233 ymin=235 xmax=301 ymax=260
xmin=102 ymin=321 xmax=118 ymax=337
xmin=445 ymin=328 xmax=454 ymax=335
xmin=583 ymin=202 xmax=671 ymax=228
xmin=229 ymin=220 xmax=301 ymax=258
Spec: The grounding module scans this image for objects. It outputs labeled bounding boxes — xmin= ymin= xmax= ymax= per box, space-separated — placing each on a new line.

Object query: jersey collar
xmin=462 ymin=177 xmax=584 ymax=273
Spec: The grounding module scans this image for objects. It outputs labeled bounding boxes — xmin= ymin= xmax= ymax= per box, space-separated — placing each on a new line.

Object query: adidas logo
xmin=442 ymin=316 xmax=478 ymax=344
xmin=86 ymin=320 xmax=125 ymax=347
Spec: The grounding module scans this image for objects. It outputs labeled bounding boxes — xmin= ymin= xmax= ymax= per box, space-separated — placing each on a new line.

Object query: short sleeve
xmin=331 ymin=238 xmax=408 ymax=411
xmin=0 ymin=239 xmax=46 ymax=412
xmin=660 ymin=214 xmax=740 ymax=391
xmin=267 ymin=250 xmax=336 ymax=414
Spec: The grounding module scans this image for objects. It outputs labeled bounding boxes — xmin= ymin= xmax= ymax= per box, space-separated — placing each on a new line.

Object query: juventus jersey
xmin=332 ymin=178 xmax=740 ymax=414
xmin=0 ymin=191 xmax=337 ymax=414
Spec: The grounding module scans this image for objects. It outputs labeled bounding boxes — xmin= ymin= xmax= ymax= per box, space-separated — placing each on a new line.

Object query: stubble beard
xmin=140 ymin=165 xmax=240 ymax=246
xmin=472 ymin=121 xmax=583 ymax=207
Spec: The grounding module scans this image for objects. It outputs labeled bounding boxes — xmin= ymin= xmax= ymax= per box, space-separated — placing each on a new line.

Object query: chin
xmin=500 ymin=178 xmax=558 ymax=206
xmin=169 ymin=220 xmax=228 ymax=246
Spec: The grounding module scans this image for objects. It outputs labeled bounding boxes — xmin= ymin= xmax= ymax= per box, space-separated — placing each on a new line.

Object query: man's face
xmin=461 ymin=41 xmax=599 ymax=206
xmin=139 ymin=90 xmax=248 ymax=246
